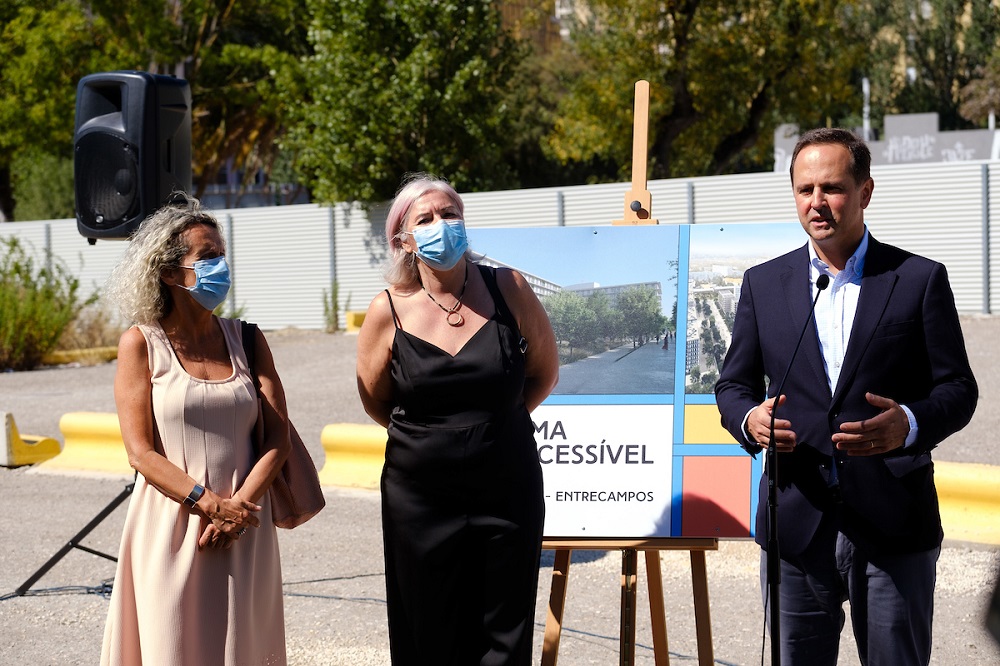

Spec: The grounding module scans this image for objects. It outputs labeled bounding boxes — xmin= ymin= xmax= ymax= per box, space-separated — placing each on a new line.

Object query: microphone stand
xmin=765 ymin=273 xmax=829 ymax=665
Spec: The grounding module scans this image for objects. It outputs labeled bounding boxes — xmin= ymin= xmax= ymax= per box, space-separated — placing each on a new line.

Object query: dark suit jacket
xmin=715 ymin=234 xmax=978 ymax=557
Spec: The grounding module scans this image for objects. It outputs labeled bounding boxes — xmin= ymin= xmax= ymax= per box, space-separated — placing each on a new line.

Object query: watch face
xmin=185 ymin=484 xmax=204 ymax=506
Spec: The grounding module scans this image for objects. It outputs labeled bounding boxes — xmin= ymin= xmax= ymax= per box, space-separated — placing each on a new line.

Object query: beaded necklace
xmin=423 ymin=261 xmax=468 ymax=326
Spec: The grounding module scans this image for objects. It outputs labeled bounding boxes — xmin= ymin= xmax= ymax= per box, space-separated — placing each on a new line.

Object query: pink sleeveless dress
xmin=101 ymin=317 xmax=285 ymax=665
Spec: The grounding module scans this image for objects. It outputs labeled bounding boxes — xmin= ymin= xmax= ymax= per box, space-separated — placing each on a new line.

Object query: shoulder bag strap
xmin=240 ymin=320 xmax=261 ymax=393
xmin=240 ymin=320 xmax=264 ymax=458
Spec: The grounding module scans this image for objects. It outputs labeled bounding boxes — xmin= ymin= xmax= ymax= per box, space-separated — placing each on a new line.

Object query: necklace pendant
xmin=446 ymin=310 xmax=464 ymax=327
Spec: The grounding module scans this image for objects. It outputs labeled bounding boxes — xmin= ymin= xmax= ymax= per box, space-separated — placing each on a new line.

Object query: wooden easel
xmin=613 ymin=79 xmax=659 ymax=226
xmin=541 ymin=538 xmax=718 ymax=666
xmin=539 ymin=81 xmax=718 ymax=666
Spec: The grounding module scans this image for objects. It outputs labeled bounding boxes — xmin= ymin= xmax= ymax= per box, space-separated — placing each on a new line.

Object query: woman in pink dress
xmin=101 ymin=195 xmax=290 ymax=665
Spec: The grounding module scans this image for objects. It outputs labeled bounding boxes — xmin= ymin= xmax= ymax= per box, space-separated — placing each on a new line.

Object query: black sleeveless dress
xmin=381 ymin=264 xmax=544 ymax=665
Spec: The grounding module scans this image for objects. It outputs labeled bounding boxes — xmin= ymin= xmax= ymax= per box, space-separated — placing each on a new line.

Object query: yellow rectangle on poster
xmin=684 ymin=404 xmax=738 ymax=444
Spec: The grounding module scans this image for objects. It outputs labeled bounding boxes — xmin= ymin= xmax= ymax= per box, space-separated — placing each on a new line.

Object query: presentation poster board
xmin=468 ymin=223 xmax=806 ymax=539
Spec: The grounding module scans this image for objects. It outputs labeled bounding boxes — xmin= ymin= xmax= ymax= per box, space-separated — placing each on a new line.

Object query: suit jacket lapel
xmin=832 ymin=236 xmax=898 ymax=405
xmin=778 ymin=245 xmax=829 ymax=396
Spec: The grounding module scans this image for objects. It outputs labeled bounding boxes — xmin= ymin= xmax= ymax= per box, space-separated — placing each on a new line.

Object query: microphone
xmin=764 ymin=271 xmax=829 ymax=666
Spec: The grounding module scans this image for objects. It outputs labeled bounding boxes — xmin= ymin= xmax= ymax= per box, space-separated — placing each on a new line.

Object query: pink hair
xmin=384 ymin=174 xmax=465 ymax=252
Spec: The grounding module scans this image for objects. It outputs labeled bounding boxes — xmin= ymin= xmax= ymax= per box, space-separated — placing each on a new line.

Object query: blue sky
xmin=689 ymin=222 xmax=804 ymax=259
xmin=468 ymin=226 xmax=680 ymax=313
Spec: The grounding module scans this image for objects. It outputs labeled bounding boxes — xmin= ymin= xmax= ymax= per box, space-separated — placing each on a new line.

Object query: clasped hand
xmin=749 ymin=392 xmax=910 ymax=455
xmin=197 ymin=493 xmax=261 ymax=550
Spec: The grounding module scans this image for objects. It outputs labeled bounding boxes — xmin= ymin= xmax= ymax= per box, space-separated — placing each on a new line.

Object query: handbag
xmin=240 ymin=320 xmax=326 ymax=528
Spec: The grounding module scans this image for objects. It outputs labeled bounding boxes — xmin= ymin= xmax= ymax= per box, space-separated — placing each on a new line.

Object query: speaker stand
xmin=14 ymin=477 xmax=134 ymax=596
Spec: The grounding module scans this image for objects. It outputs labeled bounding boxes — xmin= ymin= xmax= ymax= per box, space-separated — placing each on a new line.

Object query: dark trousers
xmin=759 ymin=523 xmax=939 ymax=665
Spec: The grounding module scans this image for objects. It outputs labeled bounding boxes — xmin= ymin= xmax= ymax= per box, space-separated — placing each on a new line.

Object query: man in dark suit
xmin=715 ymin=128 xmax=978 ymax=665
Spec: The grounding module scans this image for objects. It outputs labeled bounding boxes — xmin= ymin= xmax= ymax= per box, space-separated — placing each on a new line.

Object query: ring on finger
xmin=869 ymin=441 xmax=875 ymax=449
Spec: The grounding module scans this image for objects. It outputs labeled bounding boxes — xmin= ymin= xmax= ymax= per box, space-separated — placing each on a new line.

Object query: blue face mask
xmin=407 ymin=220 xmax=469 ymax=270
xmin=179 ymin=255 xmax=231 ymax=311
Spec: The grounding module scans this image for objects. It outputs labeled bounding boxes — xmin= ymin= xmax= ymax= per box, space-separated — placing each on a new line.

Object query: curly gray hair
xmin=106 ymin=194 xmax=223 ymax=325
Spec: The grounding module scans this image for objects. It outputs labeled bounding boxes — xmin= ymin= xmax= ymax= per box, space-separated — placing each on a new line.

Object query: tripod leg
xmin=15 ymin=481 xmax=134 ymax=596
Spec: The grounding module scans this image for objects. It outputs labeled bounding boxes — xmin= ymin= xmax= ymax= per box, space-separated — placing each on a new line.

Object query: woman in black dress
xmin=356 ymin=174 xmax=559 ymax=665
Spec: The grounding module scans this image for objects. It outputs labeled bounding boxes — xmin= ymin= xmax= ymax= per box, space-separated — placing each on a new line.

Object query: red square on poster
xmin=682 ymin=457 xmax=752 ymax=538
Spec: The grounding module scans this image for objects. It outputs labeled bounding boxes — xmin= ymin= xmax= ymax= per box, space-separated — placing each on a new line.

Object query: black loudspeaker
xmin=74 ymin=71 xmax=192 ymax=242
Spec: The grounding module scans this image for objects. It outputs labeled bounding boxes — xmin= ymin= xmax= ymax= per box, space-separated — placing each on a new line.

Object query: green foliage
xmin=10 ymin=150 xmax=74 ymax=220
xmin=587 ymin=291 xmax=623 ymax=343
xmin=3 ymin=0 xmax=1000 ymax=221
xmin=323 ymin=280 xmax=341 ymax=333
xmin=283 ymin=0 xmax=526 ymax=204
xmin=0 ymin=0 xmax=309 ymax=219
xmin=0 ymin=236 xmax=91 ymax=370
xmin=687 ymin=295 xmax=728 ymax=394
xmin=859 ymin=0 xmax=1000 ymax=130
xmin=960 ymin=50 xmax=1000 ymax=124
xmin=542 ymin=284 xmax=665 ymax=362
xmin=0 ymin=2 xmax=123 ymax=155
xmin=55 ymin=298 xmax=125 ymax=350
xmin=181 ymin=2 xmax=311 ymax=200
xmin=79 ymin=0 xmax=312 ymax=202
xmin=501 ymin=47 xmax=623 ymax=187
xmin=543 ymin=290 xmax=598 ymax=358
xmin=615 ymin=285 xmax=667 ymax=347
xmin=0 ymin=1 xmax=129 ymax=220
xmin=958 ymin=2 xmax=1000 ymax=124
xmin=689 ymin=368 xmax=719 ymax=395
xmin=546 ymin=0 xmax=871 ymax=178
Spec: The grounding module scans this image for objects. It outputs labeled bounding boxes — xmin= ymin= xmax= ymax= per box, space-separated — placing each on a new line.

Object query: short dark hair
xmin=789 ymin=128 xmax=871 ymax=185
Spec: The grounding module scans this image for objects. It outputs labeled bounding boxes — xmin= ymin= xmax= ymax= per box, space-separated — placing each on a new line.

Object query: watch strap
xmin=183 ymin=483 xmax=205 ymax=508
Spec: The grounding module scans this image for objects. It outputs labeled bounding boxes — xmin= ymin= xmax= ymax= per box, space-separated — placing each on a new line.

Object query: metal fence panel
xmin=220 ymin=204 xmax=332 ymax=331
xmin=1 ymin=158 xmax=997 ymax=329
xmin=864 ymin=162 xmax=985 ymax=314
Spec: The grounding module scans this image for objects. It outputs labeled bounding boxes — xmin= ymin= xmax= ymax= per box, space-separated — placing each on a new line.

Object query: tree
xmin=542 ymin=290 xmax=598 ymax=359
xmin=615 ymin=285 xmax=666 ymax=347
xmin=504 ymin=43 xmax=625 ymax=187
xmin=859 ymin=0 xmax=1000 ymax=131
xmin=0 ymin=1 xmax=131 ymax=221
xmin=960 ymin=48 xmax=1000 ymax=125
xmin=587 ymin=291 xmax=623 ymax=345
xmin=282 ymin=0 xmax=526 ymax=204
xmin=11 ymin=150 xmax=74 ymax=221
xmin=0 ymin=1 xmax=310 ymax=220
xmin=84 ymin=0 xmax=312 ymax=205
xmin=544 ymin=0 xmax=869 ymax=180
xmin=0 ymin=237 xmax=91 ymax=370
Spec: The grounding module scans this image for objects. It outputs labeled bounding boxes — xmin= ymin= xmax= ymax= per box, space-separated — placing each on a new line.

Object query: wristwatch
xmin=183 ymin=483 xmax=205 ymax=508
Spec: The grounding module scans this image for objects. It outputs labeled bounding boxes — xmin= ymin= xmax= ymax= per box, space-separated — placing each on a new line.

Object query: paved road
xmin=554 ymin=340 xmax=676 ymax=395
xmin=1 ymin=316 xmax=999 ymax=664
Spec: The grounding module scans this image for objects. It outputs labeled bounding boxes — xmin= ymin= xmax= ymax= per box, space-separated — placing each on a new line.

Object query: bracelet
xmin=183 ymin=483 xmax=205 ymax=508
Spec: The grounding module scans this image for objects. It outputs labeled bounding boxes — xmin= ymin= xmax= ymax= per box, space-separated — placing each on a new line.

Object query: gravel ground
xmin=1 ymin=315 xmax=998 ymax=664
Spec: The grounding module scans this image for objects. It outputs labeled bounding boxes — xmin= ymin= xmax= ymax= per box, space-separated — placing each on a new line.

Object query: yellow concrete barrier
xmin=39 ymin=412 xmax=131 ymax=475
xmin=319 ymin=423 xmax=386 ymax=489
xmin=345 ymin=311 xmax=367 ymax=333
xmin=30 ymin=413 xmax=1000 ymax=546
xmin=936 ymin=461 xmax=1000 ymax=546
xmin=41 ymin=346 xmax=118 ymax=366
xmin=1 ymin=412 xmax=61 ymax=467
